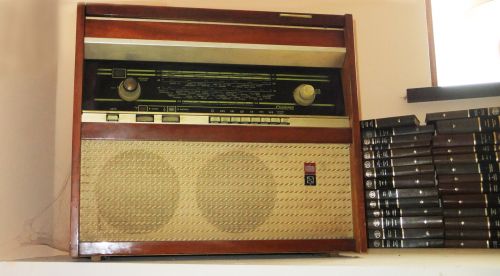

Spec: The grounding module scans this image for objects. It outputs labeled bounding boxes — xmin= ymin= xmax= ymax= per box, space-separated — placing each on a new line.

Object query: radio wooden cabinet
xmin=71 ymin=3 xmax=365 ymax=258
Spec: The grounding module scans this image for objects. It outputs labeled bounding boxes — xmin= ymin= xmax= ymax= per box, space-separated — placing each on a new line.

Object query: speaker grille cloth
xmin=80 ymin=140 xmax=353 ymax=241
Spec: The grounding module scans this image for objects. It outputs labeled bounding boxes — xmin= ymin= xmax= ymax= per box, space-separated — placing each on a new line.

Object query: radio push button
xmin=106 ymin=114 xmax=119 ymax=122
xmin=293 ymin=84 xmax=316 ymax=106
xmin=136 ymin=114 xmax=154 ymax=122
xmin=261 ymin=117 xmax=271 ymax=124
xmin=220 ymin=117 xmax=231 ymax=123
xmin=270 ymin=117 xmax=281 ymax=124
xmin=209 ymin=116 xmax=221 ymax=123
xmin=162 ymin=115 xmax=180 ymax=123
xmin=240 ymin=117 xmax=251 ymax=124
xmin=250 ymin=117 xmax=261 ymax=124
xmin=230 ymin=117 xmax=241 ymax=123
xmin=118 ymin=77 xmax=141 ymax=102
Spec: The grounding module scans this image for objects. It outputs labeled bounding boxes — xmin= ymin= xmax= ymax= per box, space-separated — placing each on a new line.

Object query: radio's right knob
xmin=118 ymin=77 xmax=141 ymax=102
xmin=293 ymin=84 xmax=316 ymax=106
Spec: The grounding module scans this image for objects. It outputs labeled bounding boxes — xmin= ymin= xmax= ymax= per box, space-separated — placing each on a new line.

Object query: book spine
xmin=446 ymin=217 xmax=500 ymax=230
xmin=361 ymin=115 xmax=419 ymax=129
xmin=367 ymin=216 xmax=443 ymax=230
xmin=444 ymin=240 xmax=499 ymax=248
xmin=362 ymin=125 xmax=435 ymax=139
xmin=438 ymin=182 xmax=500 ymax=195
xmin=426 ymin=110 xmax=470 ymax=123
xmin=369 ymin=239 xmax=444 ymax=248
xmin=363 ymin=156 xmax=433 ymax=169
xmin=362 ymin=140 xmax=431 ymax=151
xmin=442 ymin=194 xmax=500 ymax=208
xmin=426 ymin=108 xmax=500 ymax=124
xmin=366 ymin=207 xmax=443 ymax=218
xmin=445 ymin=229 xmax=500 ymax=240
xmin=432 ymin=132 xmax=499 ymax=147
xmin=435 ymin=162 xmax=500 ymax=175
xmin=366 ymin=198 xmax=441 ymax=210
xmin=437 ymin=173 xmax=500 ymax=184
xmin=443 ymin=208 xmax=500 ymax=217
xmin=364 ymin=164 xmax=435 ymax=178
xmin=366 ymin=188 xmax=439 ymax=200
xmin=363 ymin=147 xmax=432 ymax=160
xmin=444 ymin=217 xmax=500 ymax=229
xmin=368 ymin=228 xmax=444 ymax=239
xmin=432 ymin=152 xmax=499 ymax=165
xmin=436 ymin=116 xmax=500 ymax=134
xmin=364 ymin=174 xmax=436 ymax=190
xmin=432 ymin=145 xmax=499 ymax=155
xmin=363 ymin=134 xmax=432 ymax=146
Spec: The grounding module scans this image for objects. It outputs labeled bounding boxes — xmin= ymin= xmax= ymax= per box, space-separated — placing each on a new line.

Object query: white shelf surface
xmin=2 ymin=247 xmax=500 ymax=276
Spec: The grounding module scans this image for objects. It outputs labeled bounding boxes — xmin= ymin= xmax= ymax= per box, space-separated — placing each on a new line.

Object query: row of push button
xmin=106 ymin=114 xmax=180 ymax=123
xmin=209 ymin=116 xmax=290 ymax=125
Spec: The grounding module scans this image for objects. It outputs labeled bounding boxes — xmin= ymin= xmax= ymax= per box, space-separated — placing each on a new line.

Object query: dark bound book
xmin=362 ymin=140 xmax=431 ymax=151
xmin=369 ymin=239 xmax=444 ymax=248
xmin=363 ymin=156 xmax=433 ymax=169
xmin=363 ymin=147 xmax=432 ymax=160
xmin=438 ymin=173 xmax=499 ymax=184
xmin=443 ymin=208 xmax=500 ymax=218
xmin=364 ymin=174 xmax=436 ymax=190
xmin=363 ymin=134 xmax=432 ymax=146
xmin=362 ymin=125 xmax=435 ymax=139
xmin=444 ymin=240 xmax=499 ymax=249
xmin=435 ymin=162 xmax=500 ymax=175
xmin=432 ymin=132 xmax=500 ymax=148
xmin=442 ymin=194 xmax=500 ymax=208
xmin=432 ymin=145 xmax=499 ymax=155
xmin=444 ymin=217 xmax=500 ymax=230
xmin=368 ymin=228 xmax=444 ymax=239
xmin=361 ymin=115 xmax=420 ymax=129
xmin=366 ymin=207 xmax=443 ymax=218
xmin=364 ymin=164 xmax=435 ymax=178
xmin=438 ymin=182 xmax=500 ymax=195
xmin=366 ymin=197 xmax=441 ymax=210
xmin=367 ymin=216 xmax=443 ymax=230
xmin=445 ymin=229 xmax=500 ymax=240
xmin=366 ymin=188 xmax=439 ymax=200
xmin=425 ymin=107 xmax=500 ymax=123
xmin=436 ymin=116 xmax=500 ymax=134
xmin=433 ymin=152 xmax=499 ymax=165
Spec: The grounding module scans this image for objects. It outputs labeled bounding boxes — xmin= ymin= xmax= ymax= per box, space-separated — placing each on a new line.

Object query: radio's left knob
xmin=118 ymin=77 xmax=141 ymax=102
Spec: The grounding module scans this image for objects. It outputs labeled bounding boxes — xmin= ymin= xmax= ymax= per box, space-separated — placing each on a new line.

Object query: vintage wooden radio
xmin=71 ymin=3 xmax=365 ymax=258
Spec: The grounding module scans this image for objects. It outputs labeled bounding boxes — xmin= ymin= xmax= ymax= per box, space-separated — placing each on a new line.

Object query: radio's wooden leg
xmin=90 ymin=255 xmax=103 ymax=262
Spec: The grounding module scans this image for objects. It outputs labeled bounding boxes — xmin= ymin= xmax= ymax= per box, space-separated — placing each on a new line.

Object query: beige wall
xmin=1 ymin=0 xmax=498 ymax=259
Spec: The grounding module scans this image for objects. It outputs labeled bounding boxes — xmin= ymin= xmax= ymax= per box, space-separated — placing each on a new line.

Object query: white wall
xmin=1 ymin=0 xmax=499 ymax=260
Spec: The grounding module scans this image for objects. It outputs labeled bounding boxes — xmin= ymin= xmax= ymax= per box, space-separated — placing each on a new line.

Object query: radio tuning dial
xmin=293 ymin=84 xmax=316 ymax=106
xmin=118 ymin=77 xmax=141 ymax=102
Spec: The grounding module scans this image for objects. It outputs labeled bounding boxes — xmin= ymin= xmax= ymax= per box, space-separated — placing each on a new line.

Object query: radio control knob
xmin=293 ymin=84 xmax=316 ymax=106
xmin=118 ymin=77 xmax=141 ymax=102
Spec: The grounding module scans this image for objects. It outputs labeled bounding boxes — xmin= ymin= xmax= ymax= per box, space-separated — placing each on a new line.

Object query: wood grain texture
xmin=85 ymin=19 xmax=345 ymax=47
xmin=343 ymin=15 xmax=366 ymax=253
xmin=81 ymin=123 xmax=352 ymax=144
xmin=85 ymin=3 xmax=346 ymax=28
xmin=79 ymin=239 xmax=355 ymax=256
xmin=70 ymin=3 xmax=85 ymax=258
